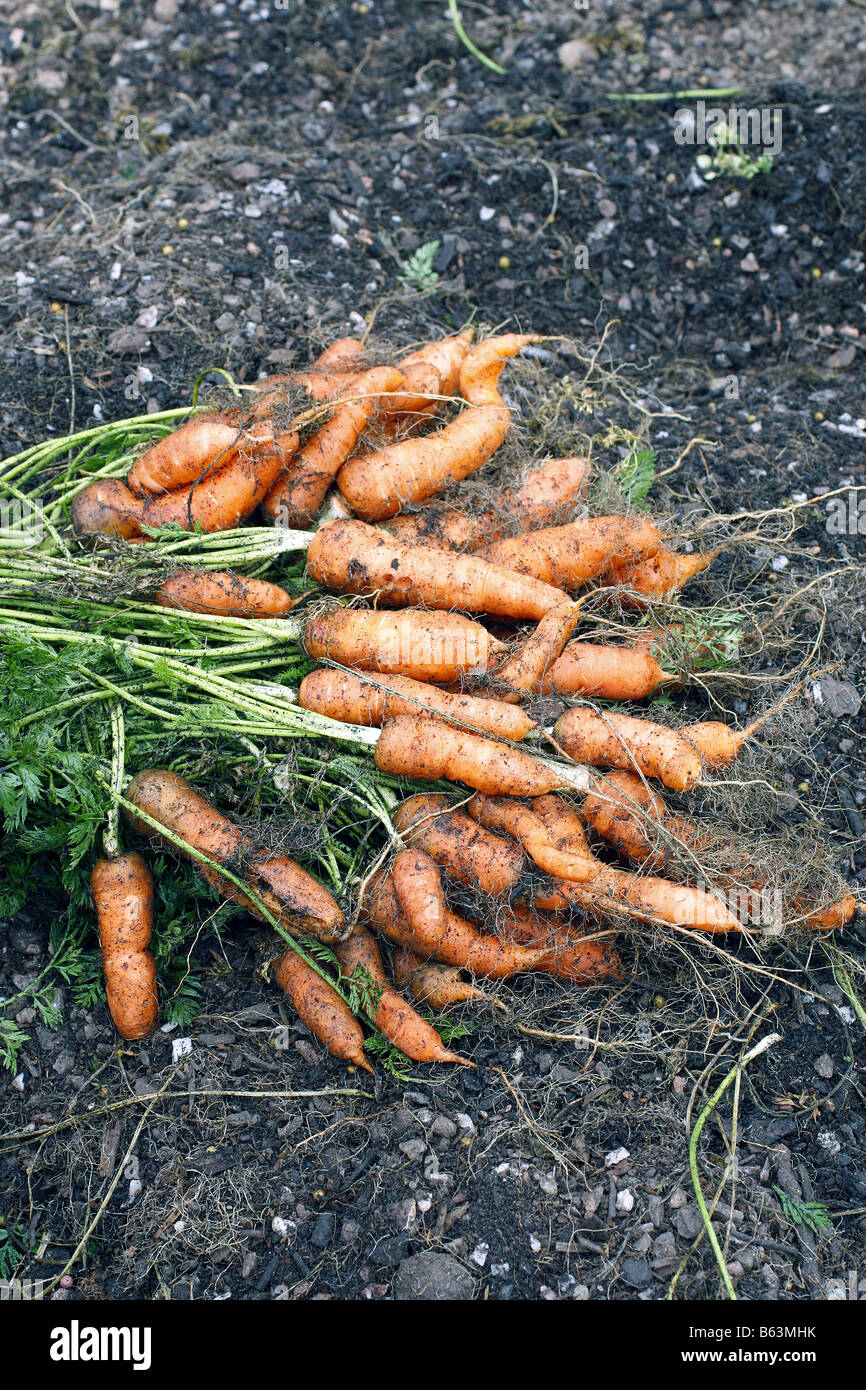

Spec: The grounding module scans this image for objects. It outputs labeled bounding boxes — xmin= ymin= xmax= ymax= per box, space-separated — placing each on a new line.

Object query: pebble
xmin=393 ymin=1251 xmax=474 ymax=1301
xmin=558 ymin=38 xmax=599 ymax=69
xmin=605 ymin=1146 xmax=630 ymax=1167
xmin=815 ymin=1053 xmax=835 ymax=1080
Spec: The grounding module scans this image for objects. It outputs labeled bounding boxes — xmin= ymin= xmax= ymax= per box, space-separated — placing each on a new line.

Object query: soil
xmin=1 ymin=0 xmax=865 ymax=1303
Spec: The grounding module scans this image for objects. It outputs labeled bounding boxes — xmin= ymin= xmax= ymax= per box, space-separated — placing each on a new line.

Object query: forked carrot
xmin=493 ymin=601 xmax=585 ymax=697
xmin=391 ymin=948 xmax=487 ymax=1009
xmin=458 ymin=333 xmax=542 ymax=406
xmin=466 ymin=793 xmax=597 ymax=882
xmin=393 ymin=794 xmax=525 ymax=898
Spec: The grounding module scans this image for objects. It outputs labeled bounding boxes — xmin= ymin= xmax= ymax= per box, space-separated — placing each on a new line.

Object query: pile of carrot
xmin=73 ymin=327 xmax=857 ymax=1069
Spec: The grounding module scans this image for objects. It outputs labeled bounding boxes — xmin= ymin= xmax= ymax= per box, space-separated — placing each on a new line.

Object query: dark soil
xmin=1 ymin=1 xmax=865 ymax=1303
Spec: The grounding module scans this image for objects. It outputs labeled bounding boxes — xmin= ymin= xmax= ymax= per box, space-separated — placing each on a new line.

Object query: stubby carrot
xmin=375 ymin=715 xmax=577 ymax=797
xmin=306 ymin=519 xmax=568 ymax=619
xmin=603 ymin=546 xmax=716 ymax=603
xmin=543 ymin=642 xmax=675 ymax=700
xmin=128 ymin=414 xmax=242 ymax=497
xmin=366 ymin=856 xmax=548 ymax=977
xmin=299 ymin=668 xmax=533 ymax=740
xmin=335 ymin=928 xmax=472 ymax=1064
xmin=124 ymin=769 xmax=345 ymax=943
xmin=272 ymin=946 xmax=373 ymax=1072
xmin=554 ymin=707 xmax=703 ymax=791
xmin=393 ymin=794 xmax=525 ymax=898
xmin=479 ymin=517 xmax=661 ymax=589
xmin=71 ymin=478 xmax=144 ymax=541
xmin=392 ymin=948 xmax=486 ymax=1009
xmin=304 ymin=608 xmax=502 ymax=683
xmin=90 ymin=852 xmax=158 ymax=1040
xmin=261 ymin=365 xmax=404 ymax=526
xmin=154 ymin=570 xmax=297 ymax=617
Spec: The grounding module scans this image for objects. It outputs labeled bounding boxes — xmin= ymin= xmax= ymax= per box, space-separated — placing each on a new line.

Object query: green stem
xmin=447 ymin=0 xmax=506 ymax=74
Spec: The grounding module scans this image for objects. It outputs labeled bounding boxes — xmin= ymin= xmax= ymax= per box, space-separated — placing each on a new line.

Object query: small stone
xmin=616 ymin=1188 xmax=635 ymax=1213
xmin=107 ymin=325 xmax=150 ymax=355
xmin=470 ymin=1242 xmax=489 ymax=1267
xmin=154 ymin=0 xmax=178 ymax=18
xmin=241 ymin=1252 xmax=257 ymax=1279
xmin=399 ymin=1139 xmax=426 ymax=1161
xmin=668 ymin=1187 xmax=688 ymax=1210
xmin=672 ymin=1203 xmax=704 ymax=1240
xmin=621 ymin=1257 xmax=652 ymax=1289
xmin=815 ymin=1053 xmax=835 ymax=1080
xmin=393 ymin=1251 xmax=475 ymax=1301
xmin=529 ymin=1233 xmax=542 ymax=1254
xmin=232 ymin=162 xmax=262 ymax=183
xmin=814 ymin=677 xmax=860 ymax=717
xmin=597 ymin=198 xmax=617 ymax=219
xmin=558 ymin=37 xmax=599 ymax=69
xmin=740 ymin=253 xmax=760 ymax=273
xmin=605 ymin=1146 xmax=630 ymax=1167
xmin=431 ymin=1115 xmax=457 ymax=1140
xmin=340 ymin=1220 xmax=360 ymax=1244
xmin=652 ymin=1231 xmax=677 ymax=1267
xmin=33 ymin=68 xmax=67 ymax=94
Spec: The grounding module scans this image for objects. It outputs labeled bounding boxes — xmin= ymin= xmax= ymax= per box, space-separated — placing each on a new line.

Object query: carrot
xmin=154 ymin=570 xmax=297 ymax=617
xmin=381 ymin=455 xmax=591 ymax=551
xmin=603 ymin=546 xmax=716 ymax=602
xmin=493 ymin=600 xmax=585 ymax=697
xmin=554 ymin=707 xmax=702 ymax=791
xmin=488 ymin=902 xmax=623 ymax=983
xmin=532 ymin=792 xmax=596 ymax=861
xmin=366 ymin=856 xmax=548 ymax=977
xmin=298 ymin=668 xmax=534 ymax=740
xmin=546 ymin=866 xmax=743 ymax=933
xmin=90 ymin=852 xmax=158 ymax=1040
xmin=304 ymin=608 xmax=502 ymax=683
xmin=543 ymin=642 xmax=676 ymax=700
xmin=312 ymin=337 xmax=367 ymax=370
xmin=306 ymin=519 xmax=568 ymax=619
xmin=335 ymin=928 xmax=471 ymax=1064
xmin=466 ymin=793 xmax=597 ymax=882
xmin=272 ymin=945 xmax=373 ymax=1073
xmin=124 ymin=769 xmax=345 ymax=943
xmin=395 ymin=329 xmax=474 ymax=405
xmin=393 ymin=794 xmax=525 ymax=898
xmin=458 ymin=332 xmax=542 ymax=407
xmin=392 ymin=948 xmax=486 ymax=1009
xmin=375 ymin=715 xmax=576 ymax=797
xmin=261 ymin=366 xmax=404 ymax=526
xmin=337 ymin=403 xmax=514 ymax=520
xmin=141 ymin=424 xmax=297 ymax=534
xmin=127 ymin=414 xmax=242 ymax=497
xmin=71 ymin=478 xmax=144 ymax=541
xmin=479 ymin=517 xmax=661 ymax=589
xmin=581 ymin=771 xmax=856 ymax=932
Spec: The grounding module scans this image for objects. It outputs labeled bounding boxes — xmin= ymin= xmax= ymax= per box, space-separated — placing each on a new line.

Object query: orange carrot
xmin=304 ymin=608 xmax=502 ymax=683
xmin=393 ymin=794 xmax=525 ymax=898
xmin=554 ymin=707 xmax=702 ymax=791
xmin=603 ymin=546 xmax=716 ymax=603
xmin=545 ymin=866 xmax=743 ymax=933
xmin=128 ymin=414 xmax=242 ymax=497
xmin=335 ymin=928 xmax=471 ymax=1064
xmin=124 ymin=769 xmax=345 ymax=943
xmin=396 ymin=328 xmax=474 ymax=405
xmin=543 ymin=642 xmax=675 ymax=699
xmin=466 ymin=793 xmax=597 ymax=882
xmin=366 ymin=856 xmax=547 ymax=977
xmin=154 ymin=570 xmax=297 ymax=617
xmin=375 ymin=715 xmax=576 ymax=797
xmin=261 ymin=366 xmax=404 ymax=526
xmin=392 ymin=948 xmax=486 ymax=1009
xmin=493 ymin=601 xmax=585 ymax=697
xmin=336 ymin=404 xmax=512 ymax=521
xmin=90 ymin=852 xmax=158 ymax=1040
xmin=312 ymin=337 xmax=367 ymax=370
xmin=299 ymin=668 xmax=534 ymax=740
xmin=273 ymin=945 xmax=372 ymax=1072
xmin=458 ymin=332 xmax=542 ymax=407
xmin=71 ymin=478 xmax=144 ymax=541
xmin=141 ymin=424 xmax=297 ymax=534
xmin=480 ymin=517 xmax=660 ymax=589
xmin=382 ymin=455 xmax=591 ymax=551
xmin=306 ymin=519 xmax=568 ymax=619
xmin=487 ymin=902 xmax=622 ymax=983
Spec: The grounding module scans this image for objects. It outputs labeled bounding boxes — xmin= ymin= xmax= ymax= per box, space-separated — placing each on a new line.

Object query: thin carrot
xmin=304 ymin=608 xmax=502 ymax=683
xmin=335 ymin=928 xmax=472 ymax=1064
xmin=299 ymin=668 xmax=534 ymax=740
xmin=479 ymin=517 xmax=661 ymax=588
xmin=261 ymin=366 xmax=404 ymax=526
xmin=393 ymin=793 xmax=525 ymax=898
xmin=141 ymin=425 xmax=297 ymax=534
xmin=544 ymin=866 xmax=743 ymax=933
xmin=366 ymin=856 xmax=548 ymax=977
xmin=466 ymin=792 xmax=597 ymax=882
xmin=392 ymin=948 xmax=486 ymax=1009
xmin=458 ymin=332 xmax=542 ymax=407
xmin=306 ymin=518 xmax=568 ymax=619
xmin=375 ymin=715 xmax=578 ymax=797
xmin=493 ymin=600 xmax=585 ymax=697
xmin=554 ymin=707 xmax=703 ymax=791
xmin=154 ymin=570 xmax=298 ymax=617
xmin=272 ymin=945 xmax=373 ymax=1072
xmin=90 ymin=852 xmax=158 ymax=1040
xmin=124 ymin=769 xmax=345 ymax=943
xmin=543 ymin=642 xmax=676 ymax=699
